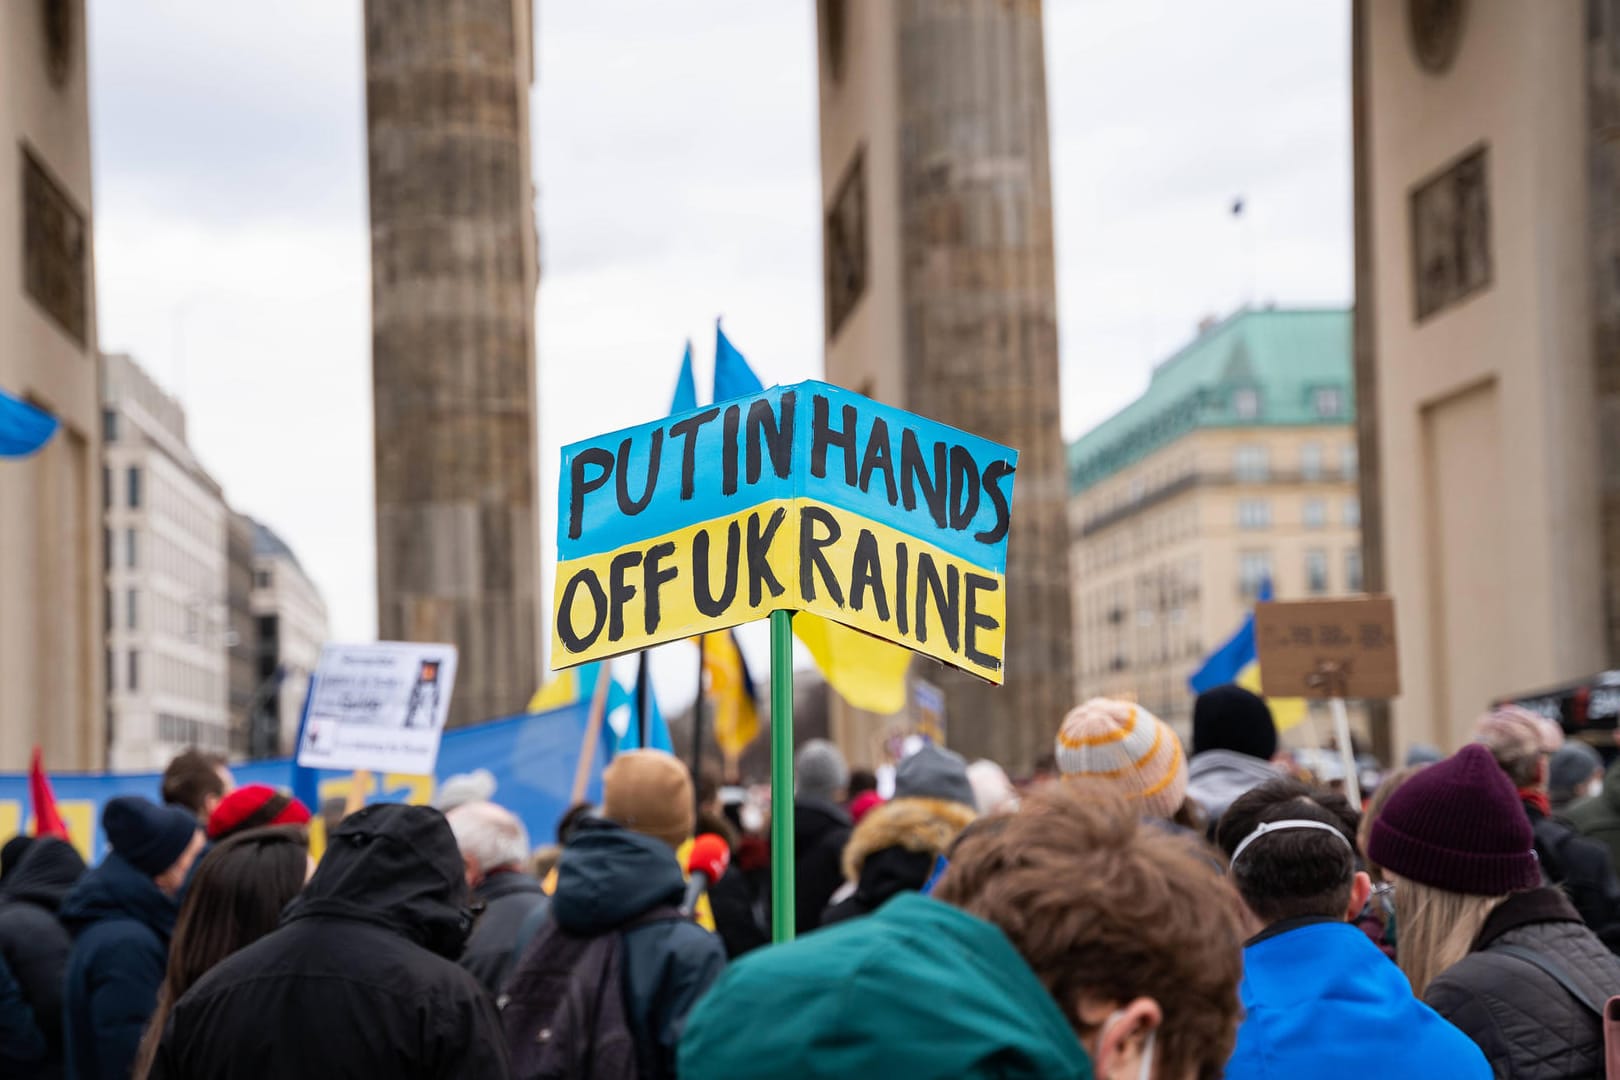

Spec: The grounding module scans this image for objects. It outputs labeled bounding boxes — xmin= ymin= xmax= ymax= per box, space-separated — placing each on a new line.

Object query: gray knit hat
xmin=1550 ymin=742 xmax=1603 ymax=804
xmin=795 ymin=739 xmax=849 ymax=800
xmin=894 ymin=744 xmax=976 ymax=809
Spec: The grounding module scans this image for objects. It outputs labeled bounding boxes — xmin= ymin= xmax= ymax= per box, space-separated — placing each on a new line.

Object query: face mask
xmin=1103 ymin=1009 xmax=1156 ymax=1080
xmin=1587 ymin=778 xmax=1605 ymax=800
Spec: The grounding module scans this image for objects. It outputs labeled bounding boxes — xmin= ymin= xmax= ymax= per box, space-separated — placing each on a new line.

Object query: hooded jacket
xmin=792 ymin=796 xmax=851 ymax=936
xmin=822 ymin=797 xmax=975 ymax=926
xmin=546 ymin=818 xmax=726 ymax=1080
xmin=58 ymin=851 xmax=178 ymax=1080
xmin=1186 ymin=750 xmax=1280 ymax=825
xmin=0 ymin=838 xmax=85 ymax=1079
xmin=679 ymin=892 xmax=1091 ymax=1079
xmin=1424 ymin=887 xmax=1620 ymax=1080
xmin=1228 ymin=918 xmax=1490 ymax=1078
xmin=1566 ymin=757 xmax=1620 ymax=874
xmin=460 ymin=869 xmax=548 ymax=996
xmin=148 ymin=803 xmax=509 ymax=1080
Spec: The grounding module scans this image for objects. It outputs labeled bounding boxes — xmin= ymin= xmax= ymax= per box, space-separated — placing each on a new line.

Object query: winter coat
xmin=707 ymin=863 xmax=768 ymax=960
xmin=547 ymin=818 xmax=727 ymax=1080
xmin=1186 ymin=750 xmax=1280 ymax=825
xmin=821 ymin=797 xmax=975 ymax=926
xmin=792 ymin=796 xmax=851 ymax=936
xmin=149 ymin=803 xmax=509 ymax=1080
xmin=1525 ymin=801 xmax=1620 ymax=949
xmin=460 ymin=869 xmax=548 ymax=996
xmin=58 ymin=852 xmax=177 ymax=1080
xmin=679 ymin=892 xmax=1091 ymax=1079
xmin=0 ymin=837 xmax=84 ymax=1079
xmin=1566 ymin=758 xmax=1620 ymax=877
xmin=1228 ymin=917 xmax=1489 ymax=1079
xmin=0 ymin=954 xmax=45 ymax=1076
xmin=1424 ymin=887 xmax=1620 ymax=1080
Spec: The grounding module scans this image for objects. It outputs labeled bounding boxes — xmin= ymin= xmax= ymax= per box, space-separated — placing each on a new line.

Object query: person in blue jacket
xmin=58 ymin=797 xmax=203 ymax=1080
xmin=1215 ymin=777 xmax=1490 ymax=1079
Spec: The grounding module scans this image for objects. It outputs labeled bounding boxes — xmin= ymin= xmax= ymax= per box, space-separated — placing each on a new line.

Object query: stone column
xmin=365 ymin=0 xmax=540 ymax=727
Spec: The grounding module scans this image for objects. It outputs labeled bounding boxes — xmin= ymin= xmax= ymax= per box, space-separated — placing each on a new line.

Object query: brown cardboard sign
xmin=1255 ymin=596 xmax=1399 ymax=700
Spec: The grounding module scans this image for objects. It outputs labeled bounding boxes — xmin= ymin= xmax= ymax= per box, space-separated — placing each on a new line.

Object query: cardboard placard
xmin=297 ymin=642 xmax=458 ymax=774
xmin=553 ymin=381 xmax=1017 ymax=683
xmin=1254 ymin=596 xmax=1399 ymax=700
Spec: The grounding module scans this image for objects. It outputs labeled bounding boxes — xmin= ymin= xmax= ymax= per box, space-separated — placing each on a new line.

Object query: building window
xmin=1300 ymin=442 xmax=1322 ymax=481
xmin=1232 ymin=387 xmax=1261 ymax=420
xmin=102 ymin=465 xmax=111 ymax=510
xmin=1347 ymin=548 xmax=1364 ymax=592
xmin=103 ymin=527 xmax=112 ymax=572
xmin=825 ymin=147 xmax=868 ymax=340
xmin=125 ymin=528 xmax=137 ymax=568
xmin=1306 ymin=549 xmax=1330 ymax=594
xmin=104 ymin=587 xmax=113 ymax=632
xmin=127 ymin=650 xmax=139 ymax=691
xmin=127 ymin=466 xmax=141 ymax=509
xmin=254 ymin=569 xmax=272 ymax=589
xmin=102 ymin=408 xmax=117 ymax=443
xmin=1340 ymin=444 xmax=1358 ymax=480
xmin=1237 ymin=499 xmax=1271 ymax=530
xmin=1344 ymin=498 xmax=1361 ymax=528
xmin=1240 ymin=551 xmax=1273 ymax=600
xmin=126 ymin=588 xmax=137 ymax=630
xmin=22 ymin=148 xmax=88 ymax=345
xmin=1303 ymin=498 xmax=1326 ymax=529
xmin=1234 ymin=445 xmax=1269 ymax=483
xmin=1313 ymin=387 xmax=1345 ymax=419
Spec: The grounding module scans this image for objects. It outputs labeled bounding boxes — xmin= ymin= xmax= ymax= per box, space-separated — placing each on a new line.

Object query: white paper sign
xmin=296 ymin=641 xmax=458 ymax=775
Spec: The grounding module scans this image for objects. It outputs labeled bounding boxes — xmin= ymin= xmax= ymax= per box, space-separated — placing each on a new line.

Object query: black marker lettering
xmin=607 ymin=550 xmax=642 ymax=642
xmin=670 ymin=408 xmax=720 ymax=500
xmin=798 ymin=504 xmax=844 ymax=606
xmin=811 ymin=395 xmax=859 ymax=486
xmin=615 ymin=431 xmax=662 ymax=516
xmin=849 ymin=529 xmax=890 ymax=620
xmin=692 ymin=522 xmax=741 ymax=617
xmin=914 ymin=553 xmax=960 ymax=651
xmin=641 ymin=541 xmax=677 ymax=635
xmin=858 ymin=417 xmax=898 ymax=505
xmin=746 ymin=506 xmax=787 ymax=605
xmin=721 ymin=405 xmax=742 ymax=495
xmin=556 ymin=568 xmax=607 ymax=652
xmin=963 ymin=572 xmax=1002 ymax=671
xmin=567 ymin=448 xmax=615 ymax=540
xmin=746 ymin=392 xmax=796 ymax=484
xmin=896 ymin=542 xmax=910 ymax=635
xmin=948 ymin=445 xmax=981 ymax=530
xmin=900 ymin=430 xmax=947 ymax=527
xmin=975 ymin=459 xmax=1014 ymax=544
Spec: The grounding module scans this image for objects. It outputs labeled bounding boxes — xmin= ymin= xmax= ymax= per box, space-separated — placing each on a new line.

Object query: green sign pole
xmin=769 ymin=608 xmax=796 ymax=943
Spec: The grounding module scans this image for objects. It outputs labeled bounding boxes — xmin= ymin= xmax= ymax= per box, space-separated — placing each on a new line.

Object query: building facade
xmin=365 ymin=0 xmax=542 ymax=728
xmin=225 ymin=511 xmax=257 ymax=756
xmin=1068 ymin=309 xmax=1360 ymax=732
xmin=0 ymin=0 xmax=103 ymax=770
xmin=814 ymin=0 xmax=1075 ymax=771
xmin=248 ymin=522 xmax=329 ymax=757
xmin=1354 ymin=1 xmax=1616 ymax=752
xmin=102 ymin=353 xmax=230 ymax=770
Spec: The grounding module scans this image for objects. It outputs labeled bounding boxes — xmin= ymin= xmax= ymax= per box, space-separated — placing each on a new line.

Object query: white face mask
xmin=1103 ymin=1009 xmax=1156 ymax=1080
xmin=1587 ymin=778 xmax=1605 ymax=800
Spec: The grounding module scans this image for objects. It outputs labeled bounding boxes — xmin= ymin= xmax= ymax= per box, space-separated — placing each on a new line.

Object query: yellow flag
xmin=527 ymin=668 xmax=580 ymax=714
xmin=793 ymin=613 xmax=910 ymax=716
xmin=1236 ymin=661 xmax=1309 ymax=732
xmin=703 ymin=631 xmax=761 ymax=758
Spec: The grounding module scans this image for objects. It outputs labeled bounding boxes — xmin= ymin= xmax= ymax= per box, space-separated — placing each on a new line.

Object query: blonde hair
xmin=1393 ymin=876 xmax=1507 ymax=995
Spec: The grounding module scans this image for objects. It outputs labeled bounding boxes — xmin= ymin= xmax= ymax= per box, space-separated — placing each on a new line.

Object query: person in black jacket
xmin=1475 ymin=707 xmax=1620 ymax=947
xmin=446 ymin=800 xmax=548 ymax=995
xmin=0 ymin=836 xmax=84 ymax=1079
xmin=791 ymin=739 xmax=852 ymax=935
xmin=1370 ymin=744 xmax=1620 ymax=1078
xmin=149 ymin=803 xmax=508 ymax=1079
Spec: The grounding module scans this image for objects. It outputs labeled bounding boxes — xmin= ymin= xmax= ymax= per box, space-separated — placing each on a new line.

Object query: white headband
xmin=1229 ymin=819 xmax=1353 ymax=867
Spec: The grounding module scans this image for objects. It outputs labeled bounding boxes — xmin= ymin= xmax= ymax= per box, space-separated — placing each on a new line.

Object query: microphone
xmin=681 ymin=833 xmax=731 ymax=916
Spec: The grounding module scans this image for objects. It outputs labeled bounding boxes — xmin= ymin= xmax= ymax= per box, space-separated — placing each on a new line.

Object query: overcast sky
xmin=87 ymin=1 xmax=1350 ymax=708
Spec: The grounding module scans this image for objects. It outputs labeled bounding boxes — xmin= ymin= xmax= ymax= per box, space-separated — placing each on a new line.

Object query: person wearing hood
xmin=60 ymin=797 xmax=203 ymax=1080
xmin=146 ymin=803 xmax=506 ymax=1079
xmin=1216 ymin=777 xmax=1489 ymax=1079
xmin=1185 ymin=685 xmax=1281 ymax=825
xmin=1565 ymin=750 xmax=1620 ymax=871
xmin=0 ymin=836 xmax=86 ymax=1079
xmin=790 ymin=738 xmax=853 ymax=935
xmin=822 ymin=744 xmax=977 ymax=926
xmin=1550 ymin=741 xmax=1604 ymax=817
xmin=504 ymin=749 xmax=725 ymax=1080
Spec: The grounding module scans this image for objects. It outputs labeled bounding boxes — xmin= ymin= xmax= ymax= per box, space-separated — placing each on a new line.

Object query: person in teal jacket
xmin=1216 ymin=777 xmax=1491 ymax=1079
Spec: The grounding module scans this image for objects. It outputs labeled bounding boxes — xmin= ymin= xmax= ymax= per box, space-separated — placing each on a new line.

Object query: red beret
xmin=207 ymin=783 xmax=312 ymax=841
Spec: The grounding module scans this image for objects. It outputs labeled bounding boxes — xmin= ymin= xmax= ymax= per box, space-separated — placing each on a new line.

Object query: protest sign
xmin=1254 ymin=596 xmax=1400 ymax=700
xmin=553 ymin=381 xmax=1016 ymax=682
xmin=296 ymin=642 xmax=459 ymax=775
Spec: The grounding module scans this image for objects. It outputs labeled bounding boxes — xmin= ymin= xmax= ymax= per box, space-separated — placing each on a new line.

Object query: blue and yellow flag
xmin=1188 ymin=581 xmax=1307 ymax=731
xmin=0 ymin=388 xmax=57 ymax=458
xmin=702 ymin=630 xmax=760 ymax=759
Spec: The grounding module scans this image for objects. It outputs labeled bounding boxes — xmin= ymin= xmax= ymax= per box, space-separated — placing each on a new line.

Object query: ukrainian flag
xmin=1188 ymin=581 xmax=1307 ymax=731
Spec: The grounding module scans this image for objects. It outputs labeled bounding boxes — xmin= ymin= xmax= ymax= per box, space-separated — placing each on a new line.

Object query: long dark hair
xmin=132 ymin=825 xmax=309 ymax=1078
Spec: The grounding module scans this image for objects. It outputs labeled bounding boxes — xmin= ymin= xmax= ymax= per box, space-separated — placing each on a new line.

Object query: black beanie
xmin=102 ymin=796 xmax=198 ymax=878
xmin=1192 ymin=684 xmax=1277 ymax=760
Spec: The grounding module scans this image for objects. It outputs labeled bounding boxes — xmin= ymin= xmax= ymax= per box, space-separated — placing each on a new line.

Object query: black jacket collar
xmin=1246 ymin=914 xmax=1342 ymax=948
xmin=1472 ymin=887 xmax=1583 ymax=951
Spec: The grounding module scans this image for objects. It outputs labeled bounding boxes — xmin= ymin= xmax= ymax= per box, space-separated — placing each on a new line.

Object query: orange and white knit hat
xmin=1055 ymin=698 xmax=1188 ymax=821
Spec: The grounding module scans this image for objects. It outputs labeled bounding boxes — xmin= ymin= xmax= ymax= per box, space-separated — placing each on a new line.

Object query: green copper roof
xmin=1068 ymin=307 xmax=1352 ymax=493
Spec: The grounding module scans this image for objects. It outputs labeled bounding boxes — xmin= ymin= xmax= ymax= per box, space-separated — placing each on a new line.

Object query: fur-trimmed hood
xmin=842 ymin=796 xmax=977 ymax=883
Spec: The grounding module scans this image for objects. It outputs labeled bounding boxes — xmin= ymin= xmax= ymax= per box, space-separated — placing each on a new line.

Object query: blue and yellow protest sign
xmin=553 ymin=381 xmax=1016 ymax=683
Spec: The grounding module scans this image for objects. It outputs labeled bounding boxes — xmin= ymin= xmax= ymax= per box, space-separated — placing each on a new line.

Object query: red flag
xmin=29 ymin=747 xmax=68 ymax=841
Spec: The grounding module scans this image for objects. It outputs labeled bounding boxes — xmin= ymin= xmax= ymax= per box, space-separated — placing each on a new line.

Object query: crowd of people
xmin=5 ymin=691 xmax=1620 ymax=1077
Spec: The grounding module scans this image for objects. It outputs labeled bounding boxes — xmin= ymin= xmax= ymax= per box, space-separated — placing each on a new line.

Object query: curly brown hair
xmin=934 ymin=786 xmax=1245 ymax=1080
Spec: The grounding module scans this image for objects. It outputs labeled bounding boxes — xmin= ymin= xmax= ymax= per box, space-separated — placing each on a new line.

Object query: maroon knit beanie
xmin=1367 ymin=743 xmax=1539 ymax=895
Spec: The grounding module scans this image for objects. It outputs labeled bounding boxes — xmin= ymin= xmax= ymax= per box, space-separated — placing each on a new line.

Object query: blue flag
xmin=670 ymin=341 xmax=698 ymax=415
xmin=1188 ymin=579 xmax=1272 ymax=694
xmin=0 ymin=388 xmax=58 ymax=458
xmin=713 ymin=323 xmax=764 ymax=401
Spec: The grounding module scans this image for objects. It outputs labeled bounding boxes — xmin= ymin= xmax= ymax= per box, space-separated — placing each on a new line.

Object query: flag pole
xmin=769 ymin=609 xmax=796 ymax=943
xmin=636 ymin=651 xmax=651 ymax=749
xmin=692 ymin=636 xmax=706 ymax=813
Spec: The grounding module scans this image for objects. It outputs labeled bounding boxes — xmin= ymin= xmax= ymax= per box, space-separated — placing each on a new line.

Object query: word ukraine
xmin=554 ymin=382 xmax=1016 ymax=682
